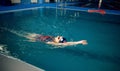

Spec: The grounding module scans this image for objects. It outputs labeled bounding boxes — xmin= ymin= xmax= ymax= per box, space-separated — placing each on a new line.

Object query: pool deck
xmin=0 ymin=54 xmax=45 ymax=71
xmin=0 ymin=3 xmax=120 ymax=15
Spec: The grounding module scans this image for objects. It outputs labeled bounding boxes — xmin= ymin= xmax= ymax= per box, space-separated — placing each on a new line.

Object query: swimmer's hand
xmin=78 ymin=40 xmax=88 ymax=45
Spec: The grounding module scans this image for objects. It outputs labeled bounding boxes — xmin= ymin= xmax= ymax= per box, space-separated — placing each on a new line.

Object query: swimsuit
xmin=36 ymin=35 xmax=67 ymax=43
xmin=36 ymin=35 xmax=53 ymax=42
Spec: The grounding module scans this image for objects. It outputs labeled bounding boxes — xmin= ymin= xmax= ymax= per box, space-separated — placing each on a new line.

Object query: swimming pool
xmin=0 ymin=7 xmax=120 ymax=71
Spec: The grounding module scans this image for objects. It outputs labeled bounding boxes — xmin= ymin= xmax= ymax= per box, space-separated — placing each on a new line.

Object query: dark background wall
xmin=0 ymin=0 xmax=44 ymax=6
xmin=0 ymin=0 xmax=12 ymax=6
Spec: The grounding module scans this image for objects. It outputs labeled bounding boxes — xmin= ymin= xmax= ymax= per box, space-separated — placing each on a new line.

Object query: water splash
xmin=0 ymin=44 xmax=10 ymax=55
xmin=0 ymin=44 xmax=5 ymax=51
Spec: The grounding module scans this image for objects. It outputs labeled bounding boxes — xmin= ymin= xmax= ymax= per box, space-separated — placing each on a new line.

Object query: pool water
xmin=0 ymin=8 xmax=120 ymax=71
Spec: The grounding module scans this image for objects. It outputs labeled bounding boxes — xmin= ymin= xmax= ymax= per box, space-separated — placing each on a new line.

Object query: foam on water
xmin=0 ymin=44 xmax=10 ymax=55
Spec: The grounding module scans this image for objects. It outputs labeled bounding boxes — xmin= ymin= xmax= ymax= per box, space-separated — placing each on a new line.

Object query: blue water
xmin=0 ymin=8 xmax=120 ymax=71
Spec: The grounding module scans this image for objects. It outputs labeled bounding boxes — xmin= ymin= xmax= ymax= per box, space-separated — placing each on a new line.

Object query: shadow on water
xmin=54 ymin=47 xmax=120 ymax=65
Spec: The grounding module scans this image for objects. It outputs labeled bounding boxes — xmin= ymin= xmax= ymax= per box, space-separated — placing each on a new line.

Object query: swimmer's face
xmin=59 ymin=36 xmax=63 ymax=41
xmin=55 ymin=36 xmax=63 ymax=43
xmin=57 ymin=36 xmax=63 ymax=40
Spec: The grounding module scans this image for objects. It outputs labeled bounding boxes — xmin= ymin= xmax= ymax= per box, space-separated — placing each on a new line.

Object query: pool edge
xmin=0 ymin=4 xmax=120 ymax=15
xmin=0 ymin=54 xmax=45 ymax=71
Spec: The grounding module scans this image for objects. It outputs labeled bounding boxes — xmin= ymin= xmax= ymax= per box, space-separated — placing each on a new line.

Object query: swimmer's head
xmin=54 ymin=36 xmax=63 ymax=43
xmin=59 ymin=36 xmax=64 ymax=42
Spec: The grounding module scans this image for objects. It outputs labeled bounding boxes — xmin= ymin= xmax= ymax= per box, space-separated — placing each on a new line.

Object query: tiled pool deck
xmin=0 ymin=3 xmax=120 ymax=15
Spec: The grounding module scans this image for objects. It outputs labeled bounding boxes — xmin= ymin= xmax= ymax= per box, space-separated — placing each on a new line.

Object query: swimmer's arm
xmin=46 ymin=40 xmax=88 ymax=46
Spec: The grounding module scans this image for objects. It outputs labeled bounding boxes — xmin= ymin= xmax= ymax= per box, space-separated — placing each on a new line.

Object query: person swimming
xmin=36 ymin=35 xmax=67 ymax=43
xmin=0 ymin=27 xmax=87 ymax=46
xmin=34 ymin=35 xmax=87 ymax=46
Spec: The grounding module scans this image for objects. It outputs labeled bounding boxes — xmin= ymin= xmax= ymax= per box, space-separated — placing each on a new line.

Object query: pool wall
xmin=0 ymin=3 xmax=120 ymax=15
xmin=0 ymin=0 xmax=120 ymax=15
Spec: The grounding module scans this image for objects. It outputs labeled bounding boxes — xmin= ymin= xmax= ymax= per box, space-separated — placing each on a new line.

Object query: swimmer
xmin=0 ymin=27 xmax=87 ymax=46
xmin=28 ymin=34 xmax=88 ymax=46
